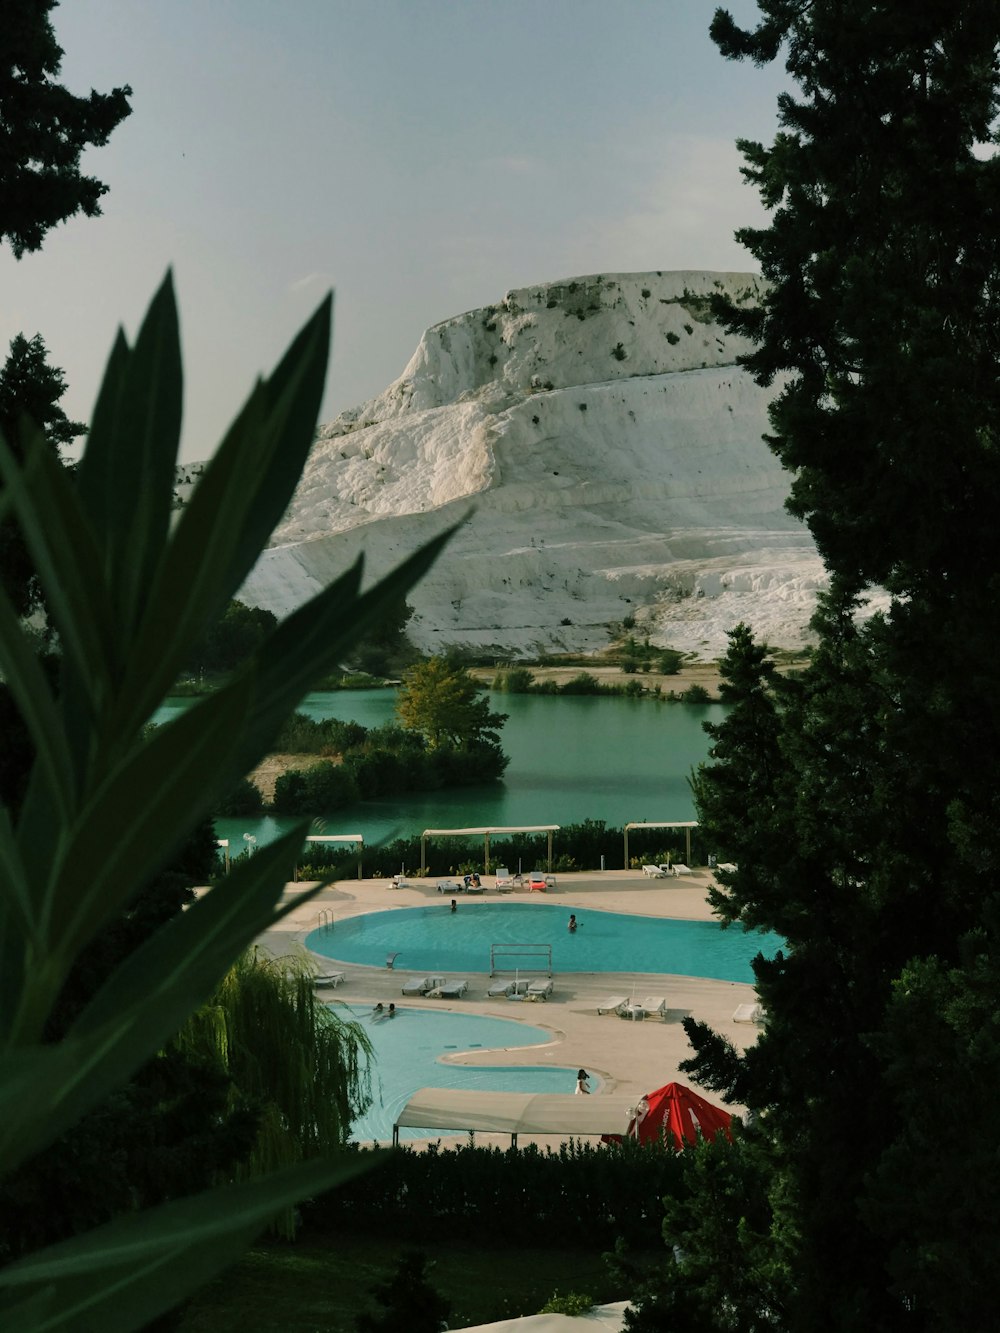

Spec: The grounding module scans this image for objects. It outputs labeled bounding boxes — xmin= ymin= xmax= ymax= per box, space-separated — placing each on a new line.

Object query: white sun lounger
xmin=597 ymin=994 xmax=629 ymax=1015
xmin=428 ymin=978 xmax=469 ymax=999
xmin=401 ymin=974 xmax=445 ymax=996
xmin=618 ymin=1001 xmax=646 ymax=1020
xmin=312 ymin=970 xmax=345 ymax=988
xmin=671 ymin=863 xmax=693 ymax=876
xmin=642 ymin=864 xmax=667 ymax=878
xmin=526 ymin=978 xmax=553 ymax=1000
xmin=733 ymin=1002 xmax=764 ymax=1024
xmin=641 ymin=996 xmax=668 ymax=1019
xmin=487 ymin=978 xmax=528 ymax=999
xmin=494 ymin=867 xmax=516 ymax=892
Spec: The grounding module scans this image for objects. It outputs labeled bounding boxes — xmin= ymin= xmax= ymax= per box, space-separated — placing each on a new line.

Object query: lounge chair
xmin=494 ymin=866 xmax=514 ymax=891
xmin=312 ymin=970 xmax=345 ymax=988
xmin=464 ymin=877 xmax=486 ymax=894
xmin=526 ymin=978 xmax=553 ymax=1000
xmin=733 ymin=1002 xmax=764 ymax=1024
xmin=641 ymin=996 xmax=668 ymax=1019
xmin=618 ymin=1001 xmax=646 ymax=1020
xmin=428 ymin=978 xmax=469 ymax=998
xmin=437 ymin=879 xmax=462 ymax=894
xmin=527 ymin=872 xmax=547 ymax=892
xmin=401 ymin=974 xmax=444 ymax=996
xmin=671 ymin=863 xmax=693 ymax=876
xmin=596 ymin=994 xmax=629 ymax=1014
xmin=390 ymin=875 xmax=411 ymax=889
xmin=487 ymin=978 xmax=528 ymax=999
xmin=642 ymin=864 xmax=667 ymax=878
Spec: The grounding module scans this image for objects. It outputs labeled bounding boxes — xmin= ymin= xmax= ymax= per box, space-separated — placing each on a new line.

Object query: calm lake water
xmin=156 ymin=689 xmax=722 ymax=853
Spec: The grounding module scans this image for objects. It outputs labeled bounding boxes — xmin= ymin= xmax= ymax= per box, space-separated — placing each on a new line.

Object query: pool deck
xmin=256 ymin=868 xmax=764 ymax=1145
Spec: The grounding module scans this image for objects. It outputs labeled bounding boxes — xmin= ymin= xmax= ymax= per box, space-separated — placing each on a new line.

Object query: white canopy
xmin=392 ymin=1088 xmax=637 ymax=1145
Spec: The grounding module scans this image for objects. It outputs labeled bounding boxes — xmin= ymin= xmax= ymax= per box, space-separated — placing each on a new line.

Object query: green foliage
xmin=491 ymin=665 xmax=535 ymax=693
xmin=0 ymin=3 xmax=132 ymax=257
xmin=307 ymin=1138 xmax=684 ymax=1249
xmin=0 ymin=276 xmax=451 ymax=1330
xmin=176 ymin=949 xmax=373 ymax=1239
xmin=0 ymin=334 xmax=86 ymax=617
xmin=215 ymin=777 xmax=265 ymax=817
xmin=658 ymin=649 xmax=683 ymax=675
xmin=679 ymin=683 xmax=710 ymax=704
xmin=354 ymin=1250 xmax=451 ymax=1333
xmin=184 ymin=599 xmax=278 ymax=675
xmin=397 ymin=655 xmax=508 ymax=758
xmin=650 ymin=5 xmax=1000 ymax=1325
xmin=540 ymin=1290 xmax=594 ymax=1316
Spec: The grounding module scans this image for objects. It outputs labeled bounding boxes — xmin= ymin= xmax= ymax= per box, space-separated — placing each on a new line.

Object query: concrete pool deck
xmin=256 ymin=868 xmax=765 ymax=1142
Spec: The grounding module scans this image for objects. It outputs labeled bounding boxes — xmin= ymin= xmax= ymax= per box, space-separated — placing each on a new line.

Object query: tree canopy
xmin=627 ymin=6 xmax=1000 ymax=1332
xmin=397 ymin=656 xmax=507 ymax=752
xmin=0 ymin=1 xmax=131 ymax=258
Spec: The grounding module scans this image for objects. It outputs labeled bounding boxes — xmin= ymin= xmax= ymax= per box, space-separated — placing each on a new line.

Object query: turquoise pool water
xmin=342 ymin=1005 xmax=580 ymax=1142
xmin=308 ymin=902 xmax=779 ymax=984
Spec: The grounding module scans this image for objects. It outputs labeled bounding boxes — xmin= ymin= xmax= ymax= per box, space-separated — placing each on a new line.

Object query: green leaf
xmin=0 ymin=430 xmax=116 ymax=715
xmin=71 ymin=823 xmax=315 ymax=1036
xmin=0 ymin=831 xmax=320 ymax=1170
xmin=0 ymin=581 xmax=72 ymax=834
xmin=45 ymin=677 xmax=256 ymax=958
xmin=115 ymin=272 xmax=184 ymax=633
xmin=244 ymin=521 xmax=461 ymax=758
xmin=0 ymin=1155 xmax=376 ymax=1333
xmin=113 ymin=293 xmax=332 ymax=735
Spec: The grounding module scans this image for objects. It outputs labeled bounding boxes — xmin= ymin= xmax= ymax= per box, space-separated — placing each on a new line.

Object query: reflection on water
xmin=158 ymin=688 xmax=721 ymax=851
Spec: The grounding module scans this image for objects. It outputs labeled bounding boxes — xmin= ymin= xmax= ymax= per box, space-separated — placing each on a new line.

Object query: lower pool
xmin=308 ymin=902 xmax=780 ymax=984
xmin=343 ymin=1005 xmax=581 ymax=1142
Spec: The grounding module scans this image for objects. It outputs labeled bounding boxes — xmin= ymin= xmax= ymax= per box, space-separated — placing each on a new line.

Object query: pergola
xmin=420 ymin=825 xmax=560 ymax=875
xmin=623 ymin=820 xmax=698 ymax=867
xmin=393 ymin=1087 xmax=637 ymax=1147
xmin=294 ymin=834 xmax=364 ymax=880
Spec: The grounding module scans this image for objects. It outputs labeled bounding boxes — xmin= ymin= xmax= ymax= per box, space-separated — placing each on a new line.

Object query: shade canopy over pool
xmin=393 ymin=1087 xmax=638 ymax=1146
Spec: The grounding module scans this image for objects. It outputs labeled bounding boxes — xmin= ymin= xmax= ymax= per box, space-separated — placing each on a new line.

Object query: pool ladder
xmin=317 ymin=909 xmax=334 ymax=934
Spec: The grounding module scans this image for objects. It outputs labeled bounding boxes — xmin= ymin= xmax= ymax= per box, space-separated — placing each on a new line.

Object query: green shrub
xmin=540 ymin=1291 xmax=594 ymax=1316
xmin=658 ymin=649 xmax=684 ymax=675
xmin=681 ymin=683 xmax=711 ymax=704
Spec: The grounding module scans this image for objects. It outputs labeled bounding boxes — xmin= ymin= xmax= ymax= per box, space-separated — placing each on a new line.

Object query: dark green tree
xmin=631 ymin=5 xmax=1000 ymax=1331
xmin=355 ymin=1250 xmax=451 ymax=1333
xmin=397 ymin=654 xmax=508 ymax=773
xmin=184 ymin=598 xmax=279 ymax=676
xmin=0 ymin=333 xmax=85 ymax=616
xmin=0 ymin=1 xmax=131 ymax=258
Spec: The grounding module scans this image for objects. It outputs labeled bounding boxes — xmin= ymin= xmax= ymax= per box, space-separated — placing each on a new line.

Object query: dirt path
xmin=469 ymin=660 xmax=724 ymax=698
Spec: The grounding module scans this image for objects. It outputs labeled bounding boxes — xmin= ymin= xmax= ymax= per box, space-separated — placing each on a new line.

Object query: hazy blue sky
xmin=1 ymin=1 xmax=785 ymax=461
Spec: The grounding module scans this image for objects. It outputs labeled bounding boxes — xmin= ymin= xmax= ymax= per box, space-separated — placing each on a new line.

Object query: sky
xmin=1 ymin=1 xmax=787 ymax=463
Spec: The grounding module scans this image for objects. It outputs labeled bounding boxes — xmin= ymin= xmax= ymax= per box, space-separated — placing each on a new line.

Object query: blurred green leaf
xmin=0 ymin=430 xmax=115 ymax=717
xmin=46 ymin=677 xmax=255 ymax=961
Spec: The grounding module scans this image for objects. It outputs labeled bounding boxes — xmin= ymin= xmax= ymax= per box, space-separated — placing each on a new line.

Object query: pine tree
xmin=0 ymin=2 xmax=131 ymax=258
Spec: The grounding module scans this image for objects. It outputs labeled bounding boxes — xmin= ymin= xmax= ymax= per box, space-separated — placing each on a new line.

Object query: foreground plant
xmin=0 ymin=273 xmax=451 ymax=1330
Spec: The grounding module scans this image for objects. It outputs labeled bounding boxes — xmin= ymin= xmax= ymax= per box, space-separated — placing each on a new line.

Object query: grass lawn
xmin=177 ymin=1230 xmax=660 ymax=1332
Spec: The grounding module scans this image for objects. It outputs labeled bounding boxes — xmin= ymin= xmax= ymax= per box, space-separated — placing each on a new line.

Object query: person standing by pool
xmin=575 ymin=1068 xmax=590 ymax=1095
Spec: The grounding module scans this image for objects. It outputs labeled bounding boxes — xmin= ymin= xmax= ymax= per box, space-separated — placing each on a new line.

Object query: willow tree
xmin=176 ymin=949 xmax=372 ymax=1238
xmin=627 ymin=6 xmax=1000 ymax=1333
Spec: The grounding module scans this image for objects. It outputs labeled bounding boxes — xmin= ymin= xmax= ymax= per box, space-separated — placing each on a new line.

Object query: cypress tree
xmin=629 ymin=6 xmax=1000 ymax=1330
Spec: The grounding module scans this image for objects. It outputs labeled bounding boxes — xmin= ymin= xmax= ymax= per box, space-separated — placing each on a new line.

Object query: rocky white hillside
xmin=241 ymin=270 xmax=838 ymax=660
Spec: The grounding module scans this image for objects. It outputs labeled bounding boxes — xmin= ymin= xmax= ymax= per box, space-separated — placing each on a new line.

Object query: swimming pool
xmin=308 ymin=902 xmax=779 ymax=984
xmin=343 ymin=1005 xmax=581 ymax=1142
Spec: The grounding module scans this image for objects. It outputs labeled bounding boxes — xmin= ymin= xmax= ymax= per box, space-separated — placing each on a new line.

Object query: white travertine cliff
xmin=240 ymin=271 xmax=842 ymax=659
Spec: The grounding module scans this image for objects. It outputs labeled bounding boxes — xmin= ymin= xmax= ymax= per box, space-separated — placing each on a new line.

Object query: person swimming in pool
xmin=450 ymin=898 xmax=457 ymax=913
xmin=373 ymin=1002 xmax=384 ymax=1015
xmin=388 ymin=1003 xmax=396 ymax=1018
xmin=568 ymin=914 xmax=578 ymax=932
